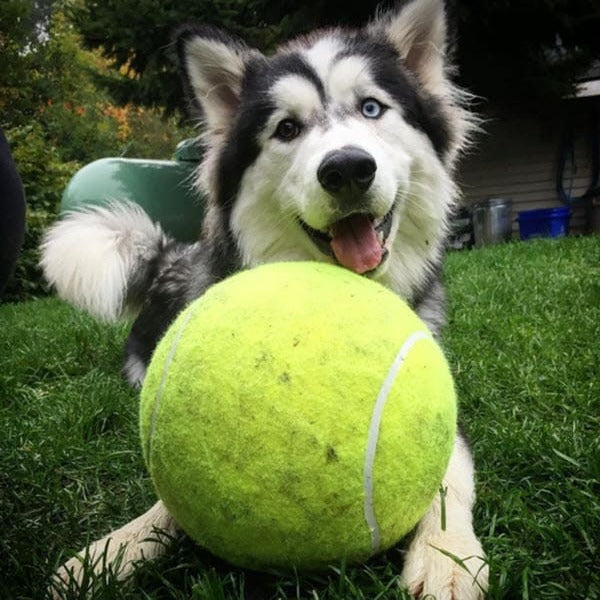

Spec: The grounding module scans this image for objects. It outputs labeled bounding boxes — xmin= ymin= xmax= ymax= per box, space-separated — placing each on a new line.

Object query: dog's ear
xmin=175 ymin=25 xmax=258 ymax=132
xmin=369 ymin=0 xmax=449 ymax=96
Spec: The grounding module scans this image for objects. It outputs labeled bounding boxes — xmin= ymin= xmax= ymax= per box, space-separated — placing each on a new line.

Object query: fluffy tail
xmin=40 ymin=201 xmax=166 ymax=321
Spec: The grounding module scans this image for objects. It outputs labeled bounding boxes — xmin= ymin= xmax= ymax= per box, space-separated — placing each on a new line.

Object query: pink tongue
xmin=330 ymin=214 xmax=383 ymax=274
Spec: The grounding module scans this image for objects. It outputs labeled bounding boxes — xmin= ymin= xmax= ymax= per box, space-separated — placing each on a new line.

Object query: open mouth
xmin=300 ymin=208 xmax=393 ymax=274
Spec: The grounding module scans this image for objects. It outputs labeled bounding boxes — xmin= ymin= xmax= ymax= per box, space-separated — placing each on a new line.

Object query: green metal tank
xmin=60 ymin=139 xmax=204 ymax=243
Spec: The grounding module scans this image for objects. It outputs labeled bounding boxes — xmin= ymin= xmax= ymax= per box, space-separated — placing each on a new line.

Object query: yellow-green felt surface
xmin=140 ymin=262 xmax=456 ymax=570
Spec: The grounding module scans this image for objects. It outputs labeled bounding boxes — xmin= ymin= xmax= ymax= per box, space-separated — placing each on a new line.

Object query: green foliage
xmin=68 ymin=0 xmax=403 ymax=114
xmin=0 ymin=0 xmax=39 ymax=124
xmin=69 ymin=0 xmax=322 ymax=113
xmin=3 ymin=7 xmax=123 ymax=162
xmin=454 ymin=0 xmax=600 ymax=113
xmin=1 ymin=236 xmax=599 ymax=598
xmin=1 ymin=5 xmax=121 ymax=301
xmin=1 ymin=2 xmax=193 ymax=301
xmin=118 ymin=106 xmax=196 ymax=160
xmin=2 ymin=122 xmax=81 ymax=302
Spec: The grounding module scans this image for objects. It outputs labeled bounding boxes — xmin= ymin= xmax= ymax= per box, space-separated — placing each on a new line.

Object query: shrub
xmin=1 ymin=4 xmax=193 ymax=301
xmin=2 ymin=123 xmax=81 ymax=302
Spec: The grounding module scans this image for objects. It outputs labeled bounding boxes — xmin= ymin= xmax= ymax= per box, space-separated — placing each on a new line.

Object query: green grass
xmin=1 ymin=236 xmax=599 ymax=599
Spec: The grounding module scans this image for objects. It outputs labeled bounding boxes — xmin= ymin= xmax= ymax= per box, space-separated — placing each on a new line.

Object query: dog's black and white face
xmin=177 ymin=0 xmax=472 ymax=302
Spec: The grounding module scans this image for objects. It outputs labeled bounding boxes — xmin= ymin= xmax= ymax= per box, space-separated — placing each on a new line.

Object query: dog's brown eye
xmin=274 ymin=119 xmax=301 ymax=141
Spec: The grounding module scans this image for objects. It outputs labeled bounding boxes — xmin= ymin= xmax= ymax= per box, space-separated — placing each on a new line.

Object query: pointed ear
xmin=175 ymin=25 xmax=258 ymax=132
xmin=369 ymin=0 xmax=449 ymax=95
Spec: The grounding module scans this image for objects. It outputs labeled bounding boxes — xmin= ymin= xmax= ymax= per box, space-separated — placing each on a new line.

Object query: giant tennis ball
xmin=140 ymin=262 xmax=456 ymax=570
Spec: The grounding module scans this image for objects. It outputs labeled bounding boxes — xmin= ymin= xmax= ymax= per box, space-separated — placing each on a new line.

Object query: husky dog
xmin=43 ymin=0 xmax=487 ymax=597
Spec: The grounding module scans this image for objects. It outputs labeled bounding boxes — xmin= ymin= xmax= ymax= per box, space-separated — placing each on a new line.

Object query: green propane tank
xmin=60 ymin=139 xmax=204 ymax=243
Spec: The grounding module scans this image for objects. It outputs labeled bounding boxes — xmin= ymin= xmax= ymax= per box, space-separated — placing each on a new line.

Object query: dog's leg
xmin=52 ymin=501 xmax=177 ymax=594
xmin=401 ymin=433 xmax=488 ymax=600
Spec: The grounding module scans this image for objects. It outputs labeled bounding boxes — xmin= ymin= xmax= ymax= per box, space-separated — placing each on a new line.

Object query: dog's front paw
xmin=49 ymin=501 xmax=177 ymax=597
xmin=401 ymin=532 xmax=488 ymax=600
xmin=49 ymin=542 xmax=112 ymax=599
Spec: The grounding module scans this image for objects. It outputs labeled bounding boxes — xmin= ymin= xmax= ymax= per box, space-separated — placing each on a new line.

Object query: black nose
xmin=317 ymin=146 xmax=377 ymax=196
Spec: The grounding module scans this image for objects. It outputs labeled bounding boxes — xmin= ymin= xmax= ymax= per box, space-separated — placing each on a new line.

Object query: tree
xmin=453 ymin=0 xmax=600 ymax=112
xmin=70 ymin=0 xmax=600 ymax=116
xmin=68 ymin=0 xmax=353 ymax=115
xmin=0 ymin=1 xmax=195 ymax=301
xmin=1 ymin=1 xmax=120 ymax=300
xmin=0 ymin=0 xmax=41 ymax=125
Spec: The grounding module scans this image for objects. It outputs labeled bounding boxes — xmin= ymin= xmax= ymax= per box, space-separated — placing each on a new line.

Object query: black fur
xmin=341 ymin=34 xmax=451 ymax=158
xmin=124 ymin=241 xmax=237 ymax=383
xmin=174 ymin=23 xmax=250 ymax=119
xmin=216 ymin=52 xmax=326 ymax=225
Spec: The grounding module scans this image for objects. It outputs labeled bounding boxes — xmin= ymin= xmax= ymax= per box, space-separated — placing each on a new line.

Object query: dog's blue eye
xmin=361 ymin=98 xmax=384 ymax=119
xmin=274 ymin=119 xmax=302 ymax=141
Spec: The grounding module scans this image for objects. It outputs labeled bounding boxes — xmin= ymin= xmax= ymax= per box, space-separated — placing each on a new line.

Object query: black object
xmin=0 ymin=127 xmax=26 ymax=296
xmin=557 ymin=105 xmax=600 ymax=205
xmin=448 ymin=207 xmax=474 ymax=250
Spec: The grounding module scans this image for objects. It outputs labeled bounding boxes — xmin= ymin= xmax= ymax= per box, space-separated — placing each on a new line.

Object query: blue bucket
xmin=517 ymin=207 xmax=571 ymax=240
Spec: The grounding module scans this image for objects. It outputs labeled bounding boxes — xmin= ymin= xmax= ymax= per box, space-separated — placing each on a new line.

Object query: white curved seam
xmin=363 ymin=330 xmax=432 ymax=554
xmin=147 ymin=304 xmax=201 ymax=462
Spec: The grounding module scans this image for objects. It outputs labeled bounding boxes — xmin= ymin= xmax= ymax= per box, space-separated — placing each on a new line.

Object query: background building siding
xmin=458 ymin=97 xmax=599 ymax=236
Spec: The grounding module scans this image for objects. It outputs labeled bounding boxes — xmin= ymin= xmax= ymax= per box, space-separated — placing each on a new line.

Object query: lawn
xmin=1 ymin=236 xmax=598 ymax=599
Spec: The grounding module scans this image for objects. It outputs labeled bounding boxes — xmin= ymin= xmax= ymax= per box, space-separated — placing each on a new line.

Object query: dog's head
xmin=176 ymin=0 xmax=474 ymax=299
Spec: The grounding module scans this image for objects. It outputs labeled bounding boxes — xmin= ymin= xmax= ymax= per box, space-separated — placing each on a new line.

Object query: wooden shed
xmin=458 ymin=85 xmax=600 ymax=237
